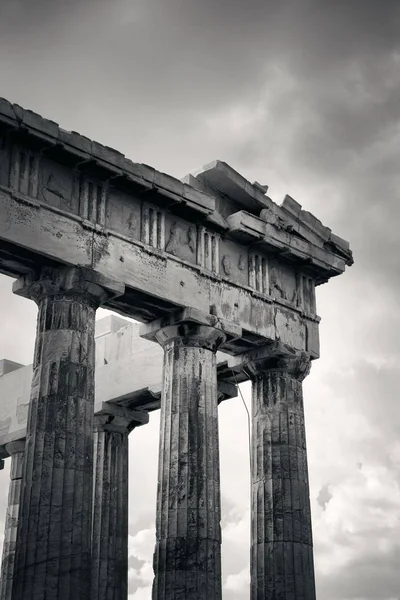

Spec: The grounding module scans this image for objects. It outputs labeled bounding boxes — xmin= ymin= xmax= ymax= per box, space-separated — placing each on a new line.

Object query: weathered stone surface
xmin=243 ymin=350 xmax=316 ymax=600
xmin=91 ymin=404 xmax=148 ymax=600
xmin=0 ymin=183 xmax=323 ymax=356
xmin=0 ymin=441 xmax=25 ymax=600
xmin=191 ymin=160 xmax=273 ymax=213
xmin=11 ymin=266 xmax=123 ymax=600
xmin=143 ymin=313 xmax=227 ymax=599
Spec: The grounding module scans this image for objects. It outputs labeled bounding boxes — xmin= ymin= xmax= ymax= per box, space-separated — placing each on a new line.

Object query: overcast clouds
xmin=0 ymin=1 xmax=399 ymax=598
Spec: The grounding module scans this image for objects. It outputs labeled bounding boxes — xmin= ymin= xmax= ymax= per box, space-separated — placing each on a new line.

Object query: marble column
xmin=246 ymin=350 xmax=316 ymax=600
xmin=11 ymin=266 xmax=123 ymax=600
xmin=141 ymin=309 xmax=239 ymax=600
xmin=0 ymin=441 xmax=25 ymax=600
xmin=91 ymin=404 xmax=148 ymax=600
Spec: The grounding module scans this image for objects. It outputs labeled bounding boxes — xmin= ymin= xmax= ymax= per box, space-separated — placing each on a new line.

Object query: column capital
xmin=140 ymin=307 xmax=241 ymax=351
xmin=229 ymin=342 xmax=312 ymax=382
xmin=4 ymin=440 xmax=25 ymax=456
xmin=94 ymin=402 xmax=149 ymax=435
xmin=12 ymin=266 xmax=124 ymax=307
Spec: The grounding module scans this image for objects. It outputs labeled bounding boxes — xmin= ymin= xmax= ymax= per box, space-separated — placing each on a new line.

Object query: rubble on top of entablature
xmin=325 ymin=233 xmax=354 ymax=265
xmin=281 ymin=195 xmax=330 ymax=240
xmin=186 ymin=160 xmax=351 ymax=266
xmin=252 ymin=181 xmax=269 ymax=195
xmin=280 ymin=194 xmax=353 ymax=266
xmin=259 ymin=207 xmax=289 ymax=232
xmin=187 ymin=159 xmax=274 ymax=216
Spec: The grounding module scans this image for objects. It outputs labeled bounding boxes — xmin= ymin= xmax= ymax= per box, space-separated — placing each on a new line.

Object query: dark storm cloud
xmin=2 ymin=0 xmax=398 ymax=115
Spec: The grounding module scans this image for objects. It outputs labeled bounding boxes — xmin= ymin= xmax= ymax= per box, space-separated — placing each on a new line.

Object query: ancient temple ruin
xmin=0 ymin=98 xmax=353 ymax=599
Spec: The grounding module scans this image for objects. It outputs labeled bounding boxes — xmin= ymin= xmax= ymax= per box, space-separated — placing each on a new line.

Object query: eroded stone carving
xmin=187 ymin=225 xmax=196 ymax=253
xmin=165 ymin=222 xmax=179 ymax=255
xmin=222 ymin=255 xmax=232 ymax=276
xmin=261 ymin=206 xmax=288 ymax=230
xmin=270 ymin=265 xmax=287 ymax=299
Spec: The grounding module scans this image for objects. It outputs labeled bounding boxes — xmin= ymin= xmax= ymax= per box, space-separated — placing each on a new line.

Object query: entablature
xmin=0 ymin=97 xmax=353 ymax=359
xmin=0 ymin=98 xmax=352 ymax=283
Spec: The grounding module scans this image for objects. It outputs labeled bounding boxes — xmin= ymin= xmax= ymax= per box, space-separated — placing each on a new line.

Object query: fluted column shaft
xmin=91 ymin=406 xmax=148 ymax=600
xmin=152 ymin=321 xmax=226 ymax=600
xmin=11 ymin=266 xmax=123 ymax=600
xmin=0 ymin=441 xmax=25 ymax=600
xmin=248 ymin=352 xmax=316 ymax=600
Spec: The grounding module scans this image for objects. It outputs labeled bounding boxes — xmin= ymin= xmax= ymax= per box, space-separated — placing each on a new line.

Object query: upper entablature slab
xmin=185 ymin=160 xmax=274 ymax=216
xmin=0 ymin=97 xmax=352 ymax=288
xmin=185 ymin=159 xmax=353 ymax=276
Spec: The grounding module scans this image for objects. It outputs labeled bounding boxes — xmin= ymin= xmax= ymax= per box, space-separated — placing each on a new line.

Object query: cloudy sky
xmin=0 ymin=0 xmax=400 ymax=597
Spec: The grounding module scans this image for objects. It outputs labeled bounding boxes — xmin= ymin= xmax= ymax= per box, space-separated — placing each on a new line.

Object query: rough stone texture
xmin=11 ymin=266 xmax=123 ymax=600
xmin=246 ymin=352 xmax=316 ymax=600
xmin=151 ymin=320 xmax=226 ymax=600
xmin=0 ymin=441 xmax=25 ymax=600
xmin=91 ymin=405 xmax=148 ymax=600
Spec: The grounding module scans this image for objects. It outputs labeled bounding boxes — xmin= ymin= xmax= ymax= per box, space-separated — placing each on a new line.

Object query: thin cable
xmin=231 ymin=370 xmax=252 ymax=476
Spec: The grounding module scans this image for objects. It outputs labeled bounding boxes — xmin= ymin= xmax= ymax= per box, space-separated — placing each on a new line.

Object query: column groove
xmin=11 ymin=266 xmax=123 ymax=600
xmin=151 ymin=323 xmax=226 ymax=600
xmin=91 ymin=407 xmax=148 ymax=600
xmin=248 ymin=353 xmax=316 ymax=600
